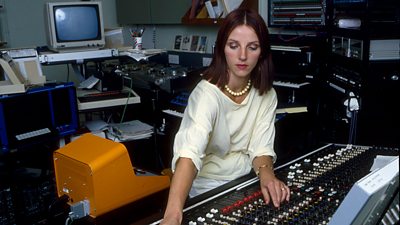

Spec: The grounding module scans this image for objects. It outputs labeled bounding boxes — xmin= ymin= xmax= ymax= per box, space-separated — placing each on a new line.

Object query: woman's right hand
xmin=160 ymin=215 xmax=181 ymax=225
xmin=160 ymin=158 xmax=197 ymax=225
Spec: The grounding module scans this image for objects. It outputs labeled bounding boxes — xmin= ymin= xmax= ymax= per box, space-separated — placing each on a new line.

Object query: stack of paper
xmin=108 ymin=120 xmax=153 ymax=142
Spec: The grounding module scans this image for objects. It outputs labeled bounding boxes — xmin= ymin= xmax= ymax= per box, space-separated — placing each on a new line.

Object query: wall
xmin=0 ymin=0 xmax=315 ymax=83
xmin=0 ymin=0 xmax=220 ymax=83
xmin=0 ymin=0 xmax=119 ymax=82
xmin=1 ymin=0 xmax=118 ymax=48
xmin=122 ymin=25 xmax=218 ymax=54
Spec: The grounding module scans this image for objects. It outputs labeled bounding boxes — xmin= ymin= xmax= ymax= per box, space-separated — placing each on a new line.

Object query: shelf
xmin=181 ymin=1 xmax=223 ymax=26
xmin=38 ymin=49 xmax=119 ymax=64
xmin=181 ymin=17 xmax=223 ymax=25
xmin=181 ymin=0 xmax=258 ymax=25
xmin=76 ymin=87 xmax=141 ymax=111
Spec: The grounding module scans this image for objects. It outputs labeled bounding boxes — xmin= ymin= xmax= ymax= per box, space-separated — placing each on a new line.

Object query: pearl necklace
xmin=224 ymin=79 xmax=251 ymax=97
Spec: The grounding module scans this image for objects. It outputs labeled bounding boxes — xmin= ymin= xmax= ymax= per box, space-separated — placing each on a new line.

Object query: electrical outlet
xmin=203 ymin=57 xmax=212 ymax=67
xmin=168 ymin=54 xmax=179 ymax=64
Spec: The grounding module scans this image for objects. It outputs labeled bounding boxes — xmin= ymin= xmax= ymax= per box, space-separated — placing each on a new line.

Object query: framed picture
xmin=180 ymin=35 xmax=192 ymax=51
xmin=190 ymin=35 xmax=199 ymax=51
xmin=174 ymin=35 xmax=182 ymax=50
xmin=197 ymin=36 xmax=207 ymax=52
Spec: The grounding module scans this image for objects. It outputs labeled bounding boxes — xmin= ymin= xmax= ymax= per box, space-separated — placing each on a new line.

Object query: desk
xmin=38 ymin=48 xmax=166 ymax=64
xmin=38 ymin=49 xmax=119 ymax=64
xmin=38 ymin=49 xmax=165 ymax=111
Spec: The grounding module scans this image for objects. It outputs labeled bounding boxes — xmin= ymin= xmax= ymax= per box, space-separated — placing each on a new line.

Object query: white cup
xmin=133 ymin=37 xmax=142 ymax=50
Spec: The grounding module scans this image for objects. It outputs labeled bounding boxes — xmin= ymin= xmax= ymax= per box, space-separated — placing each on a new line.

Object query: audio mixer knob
xmin=206 ymin=213 xmax=213 ymax=218
xmin=197 ymin=217 xmax=205 ymax=222
xmin=210 ymin=208 xmax=218 ymax=213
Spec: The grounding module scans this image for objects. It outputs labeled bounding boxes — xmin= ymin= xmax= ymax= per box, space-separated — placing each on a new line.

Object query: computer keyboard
xmin=162 ymin=109 xmax=184 ymax=118
xmin=273 ymin=80 xmax=310 ymax=89
xmin=15 ymin=128 xmax=51 ymax=141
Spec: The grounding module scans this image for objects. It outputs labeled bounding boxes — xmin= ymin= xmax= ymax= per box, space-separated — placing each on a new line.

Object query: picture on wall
xmin=180 ymin=35 xmax=192 ymax=51
xmin=197 ymin=36 xmax=207 ymax=52
xmin=190 ymin=35 xmax=200 ymax=51
xmin=174 ymin=35 xmax=182 ymax=50
xmin=173 ymin=35 xmax=208 ymax=52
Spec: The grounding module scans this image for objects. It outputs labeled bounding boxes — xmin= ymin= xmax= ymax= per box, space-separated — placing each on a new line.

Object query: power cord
xmin=64 ymin=200 xmax=90 ymax=225
xmin=343 ymin=92 xmax=359 ymax=144
xmin=65 ymin=212 xmax=74 ymax=225
xmin=105 ymin=74 xmax=133 ymax=142
xmin=119 ymin=75 xmax=133 ymax=124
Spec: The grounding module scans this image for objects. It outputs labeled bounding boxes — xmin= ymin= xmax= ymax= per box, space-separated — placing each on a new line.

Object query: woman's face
xmin=224 ymin=25 xmax=261 ymax=80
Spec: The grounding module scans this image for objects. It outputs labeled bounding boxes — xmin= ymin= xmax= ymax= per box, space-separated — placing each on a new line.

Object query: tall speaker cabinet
xmin=320 ymin=0 xmax=399 ymax=147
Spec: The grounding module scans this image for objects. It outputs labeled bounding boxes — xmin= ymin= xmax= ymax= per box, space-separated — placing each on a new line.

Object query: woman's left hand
xmin=258 ymin=170 xmax=290 ymax=208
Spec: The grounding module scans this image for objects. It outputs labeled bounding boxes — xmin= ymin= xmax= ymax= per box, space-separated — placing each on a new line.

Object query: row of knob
xmin=184 ymin=145 xmax=384 ymax=225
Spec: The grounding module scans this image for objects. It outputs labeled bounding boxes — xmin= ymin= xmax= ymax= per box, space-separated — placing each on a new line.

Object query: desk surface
xmin=38 ymin=48 xmax=167 ymax=64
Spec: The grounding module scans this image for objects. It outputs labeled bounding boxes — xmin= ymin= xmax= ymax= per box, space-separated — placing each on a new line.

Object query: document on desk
xmin=108 ymin=120 xmax=154 ymax=142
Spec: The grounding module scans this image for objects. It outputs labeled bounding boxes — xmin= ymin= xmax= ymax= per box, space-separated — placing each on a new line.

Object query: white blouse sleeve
xmin=171 ymin=82 xmax=218 ymax=172
xmin=248 ymin=88 xmax=278 ymax=164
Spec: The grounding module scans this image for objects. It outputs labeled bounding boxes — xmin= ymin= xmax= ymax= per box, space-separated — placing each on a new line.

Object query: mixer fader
xmin=153 ymin=144 xmax=399 ymax=225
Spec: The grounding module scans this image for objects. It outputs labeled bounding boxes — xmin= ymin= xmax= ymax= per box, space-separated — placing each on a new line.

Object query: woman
xmin=161 ymin=7 xmax=290 ymax=225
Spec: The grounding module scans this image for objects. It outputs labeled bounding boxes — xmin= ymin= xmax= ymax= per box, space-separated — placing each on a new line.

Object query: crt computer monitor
xmin=46 ymin=1 xmax=105 ymax=52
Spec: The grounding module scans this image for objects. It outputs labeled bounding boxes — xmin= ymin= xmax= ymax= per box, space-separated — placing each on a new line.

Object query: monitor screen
xmin=46 ymin=2 xmax=105 ymax=52
xmin=55 ymin=6 xmax=100 ymax=42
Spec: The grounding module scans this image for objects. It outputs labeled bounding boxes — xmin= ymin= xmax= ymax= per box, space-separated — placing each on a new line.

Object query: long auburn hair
xmin=202 ymin=7 xmax=274 ymax=95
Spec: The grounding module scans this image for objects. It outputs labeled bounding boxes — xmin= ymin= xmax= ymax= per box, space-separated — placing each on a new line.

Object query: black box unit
xmin=0 ymin=83 xmax=79 ymax=153
xmin=357 ymin=61 xmax=400 ymax=147
xmin=268 ymin=0 xmax=327 ymax=28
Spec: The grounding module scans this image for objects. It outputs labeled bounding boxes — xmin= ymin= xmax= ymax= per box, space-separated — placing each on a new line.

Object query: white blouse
xmin=172 ymin=79 xmax=277 ymax=181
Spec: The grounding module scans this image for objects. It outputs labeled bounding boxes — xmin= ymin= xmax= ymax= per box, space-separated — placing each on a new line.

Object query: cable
xmin=65 ymin=217 xmax=71 ymax=225
xmin=151 ymin=89 xmax=165 ymax=170
xmin=65 ymin=212 xmax=74 ymax=225
xmin=119 ymin=76 xmax=133 ymax=124
xmin=47 ymin=194 xmax=70 ymax=223
xmin=104 ymin=75 xmax=133 ymax=142
xmin=344 ymin=92 xmax=359 ymax=144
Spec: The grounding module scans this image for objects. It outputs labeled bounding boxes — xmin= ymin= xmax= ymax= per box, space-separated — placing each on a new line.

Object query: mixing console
xmin=153 ymin=144 xmax=398 ymax=225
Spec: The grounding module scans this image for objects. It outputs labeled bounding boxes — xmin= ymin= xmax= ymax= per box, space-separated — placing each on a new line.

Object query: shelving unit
xmin=181 ymin=0 xmax=258 ymax=25
xmin=76 ymin=87 xmax=141 ymax=111
xmin=320 ymin=0 xmax=400 ymax=146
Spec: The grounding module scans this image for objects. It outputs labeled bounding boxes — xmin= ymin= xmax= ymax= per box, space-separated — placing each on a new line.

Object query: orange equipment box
xmin=53 ymin=133 xmax=170 ymax=218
